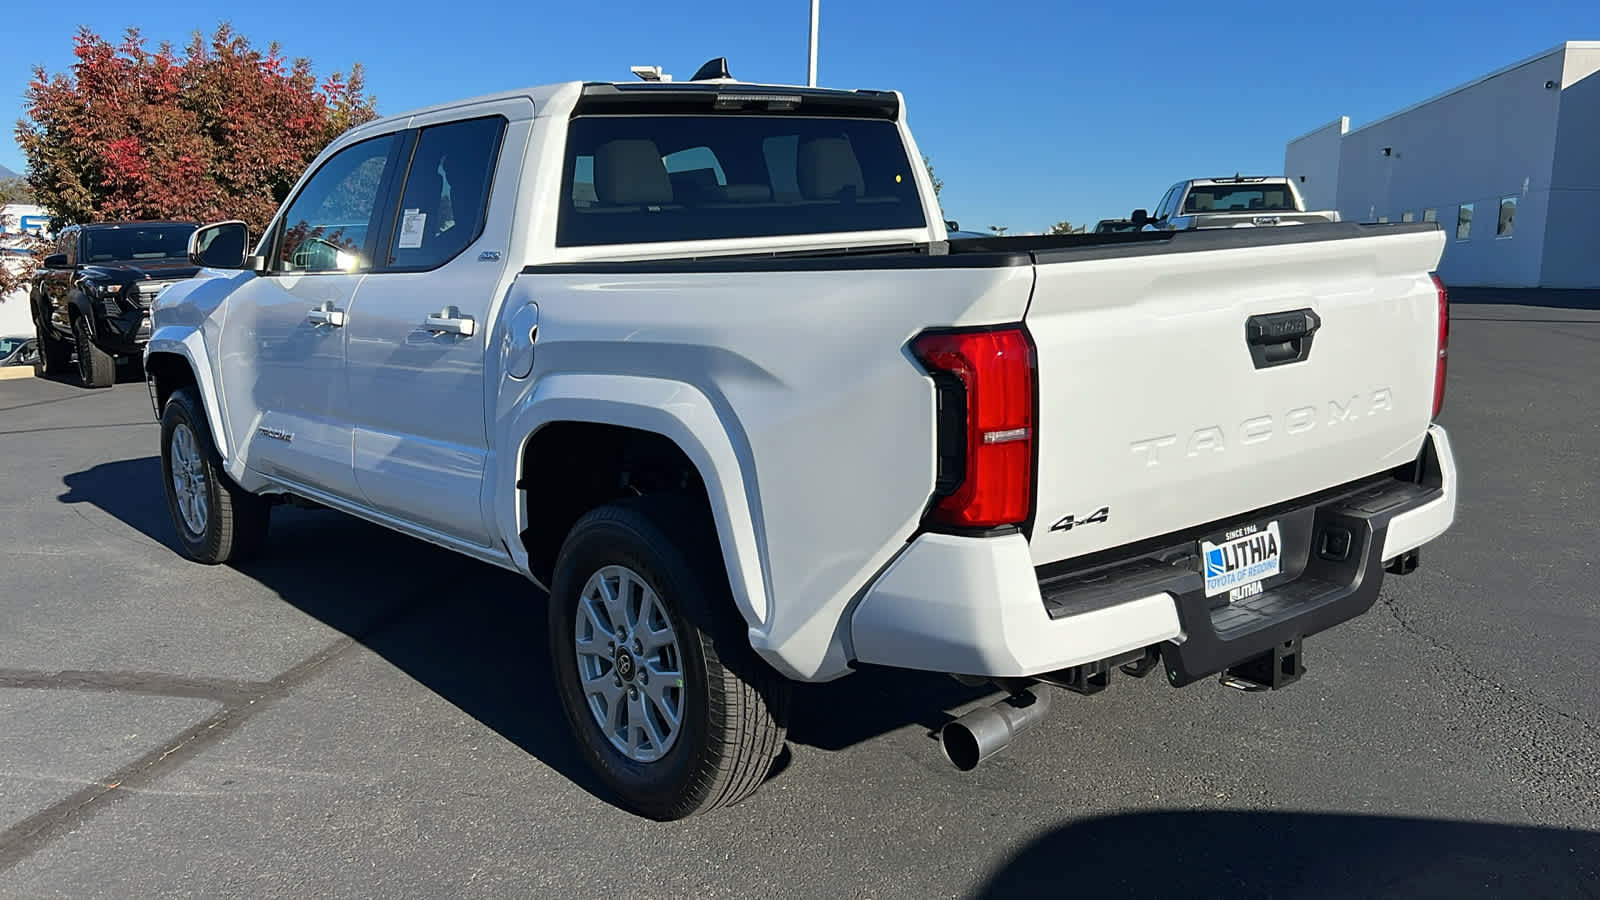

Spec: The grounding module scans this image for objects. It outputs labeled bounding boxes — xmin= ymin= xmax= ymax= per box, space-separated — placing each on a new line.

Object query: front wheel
xmin=72 ymin=316 xmax=115 ymax=388
xmin=548 ymin=498 xmax=790 ymax=820
xmin=159 ymin=387 xmax=270 ymax=564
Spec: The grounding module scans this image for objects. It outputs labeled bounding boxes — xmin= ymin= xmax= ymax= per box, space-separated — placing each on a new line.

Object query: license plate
xmin=1200 ymin=521 xmax=1282 ymax=599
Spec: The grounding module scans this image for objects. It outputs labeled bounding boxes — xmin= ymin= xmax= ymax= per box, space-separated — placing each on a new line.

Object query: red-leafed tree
xmin=15 ymin=24 xmax=376 ymax=238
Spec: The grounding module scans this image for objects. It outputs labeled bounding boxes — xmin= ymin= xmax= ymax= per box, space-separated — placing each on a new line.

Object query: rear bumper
xmin=849 ymin=425 xmax=1456 ymax=681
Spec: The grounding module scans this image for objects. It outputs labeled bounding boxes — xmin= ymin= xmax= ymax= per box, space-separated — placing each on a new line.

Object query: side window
xmin=276 ymin=134 xmax=397 ymax=273
xmin=1155 ymin=186 xmax=1178 ymax=220
xmin=761 ymin=135 xmax=801 ymax=201
xmin=662 ymin=146 xmax=727 ymax=205
xmin=386 ymin=116 xmax=506 ymax=270
xmin=1497 ymin=196 xmax=1516 ymax=237
xmin=1456 ymin=203 xmax=1474 ymax=241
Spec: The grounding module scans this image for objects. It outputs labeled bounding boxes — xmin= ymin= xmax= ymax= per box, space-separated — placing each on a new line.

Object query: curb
xmin=0 ymin=366 xmax=39 ymax=381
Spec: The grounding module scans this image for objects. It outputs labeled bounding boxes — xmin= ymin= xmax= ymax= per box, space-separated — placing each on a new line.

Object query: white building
xmin=1285 ymin=41 xmax=1600 ymax=288
xmin=1 ymin=203 xmax=51 ymax=337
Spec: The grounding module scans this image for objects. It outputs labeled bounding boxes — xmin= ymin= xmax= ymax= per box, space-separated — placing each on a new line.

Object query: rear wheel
xmin=72 ymin=315 xmax=115 ymax=388
xmin=33 ymin=314 xmax=71 ymax=376
xmin=548 ymin=498 xmax=790 ymax=820
xmin=160 ymin=386 xmax=270 ymax=564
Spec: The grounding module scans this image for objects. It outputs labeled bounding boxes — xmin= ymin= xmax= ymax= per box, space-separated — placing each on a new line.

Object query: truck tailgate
xmin=1025 ymin=226 xmax=1446 ymax=567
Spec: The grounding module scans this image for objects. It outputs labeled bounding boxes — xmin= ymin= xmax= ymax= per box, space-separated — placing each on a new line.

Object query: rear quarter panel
xmin=502 ymin=262 xmax=1034 ymax=680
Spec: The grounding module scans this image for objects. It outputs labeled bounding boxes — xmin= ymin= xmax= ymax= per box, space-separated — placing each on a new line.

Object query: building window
xmin=1497 ymin=196 xmax=1516 ymax=237
xmin=1377 ymin=215 xmax=1389 ymax=223
xmin=1457 ymin=203 xmax=1474 ymax=240
xmin=1402 ymin=211 xmax=1415 ymax=223
xmin=1423 ymin=208 xmax=1437 ymax=223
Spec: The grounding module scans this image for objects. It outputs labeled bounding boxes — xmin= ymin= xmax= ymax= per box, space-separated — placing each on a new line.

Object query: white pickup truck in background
xmin=146 ymin=63 xmax=1457 ymax=820
xmin=1133 ymin=175 xmax=1341 ymax=231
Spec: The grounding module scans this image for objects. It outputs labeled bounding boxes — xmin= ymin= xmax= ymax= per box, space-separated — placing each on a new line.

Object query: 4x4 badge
xmin=1050 ymin=506 xmax=1109 ymax=533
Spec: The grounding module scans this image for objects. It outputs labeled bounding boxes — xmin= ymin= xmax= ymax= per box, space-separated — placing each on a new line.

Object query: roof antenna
xmin=690 ymin=57 xmax=733 ymax=82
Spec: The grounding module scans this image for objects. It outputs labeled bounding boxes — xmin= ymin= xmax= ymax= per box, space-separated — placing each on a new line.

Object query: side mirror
xmin=43 ymin=253 xmax=68 ymax=269
xmin=1131 ymin=209 xmax=1149 ymax=228
xmin=188 ymin=220 xmax=251 ymax=270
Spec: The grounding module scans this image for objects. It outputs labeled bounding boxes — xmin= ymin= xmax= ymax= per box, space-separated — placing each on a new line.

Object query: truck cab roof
xmin=1188 ymin=176 xmax=1293 ymax=186
xmin=345 ymin=70 xmax=902 ymax=141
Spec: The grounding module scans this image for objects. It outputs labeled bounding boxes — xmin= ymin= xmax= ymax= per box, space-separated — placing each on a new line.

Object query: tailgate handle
xmin=1245 ymin=309 xmax=1321 ymax=369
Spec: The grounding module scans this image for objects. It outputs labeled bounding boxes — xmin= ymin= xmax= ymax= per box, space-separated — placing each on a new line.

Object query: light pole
xmin=807 ymin=0 xmax=819 ymax=87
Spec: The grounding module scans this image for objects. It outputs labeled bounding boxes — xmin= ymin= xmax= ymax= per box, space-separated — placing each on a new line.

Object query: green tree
xmin=923 ymin=155 xmax=943 ymax=211
xmin=1047 ymin=220 xmax=1084 ymax=235
xmin=0 ymin=178 xmax=34 ymax=205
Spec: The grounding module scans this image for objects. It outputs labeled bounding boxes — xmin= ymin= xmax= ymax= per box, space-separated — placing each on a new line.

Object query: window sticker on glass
xmin=398 ymin=209 xmax=427 ymax=249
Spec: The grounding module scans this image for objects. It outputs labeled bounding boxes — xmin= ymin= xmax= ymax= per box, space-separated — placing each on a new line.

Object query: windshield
xmin=81 ymin=225 xmax=196 ymax=263
xmin=558 ymin=115 xmax=926 ymax=246
xmin=1183 ymin=184 xmax=1297 ymax=214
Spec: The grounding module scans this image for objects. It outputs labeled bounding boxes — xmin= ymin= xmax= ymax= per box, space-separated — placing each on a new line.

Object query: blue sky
xmin=5 ymin=1 xmax=1598 ymax=232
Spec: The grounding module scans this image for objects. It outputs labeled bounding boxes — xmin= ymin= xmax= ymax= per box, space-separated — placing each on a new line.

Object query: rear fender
xmin=497 ymin=373 xmax=771 ymax=637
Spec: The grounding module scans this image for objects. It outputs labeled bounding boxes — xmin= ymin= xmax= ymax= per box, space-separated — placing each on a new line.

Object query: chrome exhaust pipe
xmin=940 ymin=687 xmax=1051 ymax=771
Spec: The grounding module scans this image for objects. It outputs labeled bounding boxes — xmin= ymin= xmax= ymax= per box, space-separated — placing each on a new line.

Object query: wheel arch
xmin=65 ymin=288 xmax=97 ymax=334
xmin=501 ymin=373 xmax=771 ymax=636
xmin=145 ymin=332 xmax=231 ymax=462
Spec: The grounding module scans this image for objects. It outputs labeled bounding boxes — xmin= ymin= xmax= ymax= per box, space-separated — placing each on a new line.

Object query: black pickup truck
xmin=32 ymin=221 xmax=199 ymax=387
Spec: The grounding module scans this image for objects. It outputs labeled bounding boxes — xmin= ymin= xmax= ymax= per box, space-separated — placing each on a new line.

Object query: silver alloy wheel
xmin=574 ymin=564 xmax=685 ymax=763
xmin=169 ymin=423 xmax=209 ymax=536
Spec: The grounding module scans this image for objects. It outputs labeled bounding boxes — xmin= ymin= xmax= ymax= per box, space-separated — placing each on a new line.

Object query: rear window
xmin=1183 ymin=185 xmax=1297 ymax=214
xmin=558 ymin=115 xmax=926 ymax=246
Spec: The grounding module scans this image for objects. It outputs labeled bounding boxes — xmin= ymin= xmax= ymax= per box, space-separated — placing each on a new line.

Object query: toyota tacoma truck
xmin=145 ymin=63 xmax=1457 ymax=820
xmin=1133 ymin=175 xmax=1339 ymax=231
xmin=33 ymin=221 xmax=199 ymax=387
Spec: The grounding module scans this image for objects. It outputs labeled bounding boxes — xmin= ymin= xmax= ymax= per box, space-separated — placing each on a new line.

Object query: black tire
xmin=72 ymin=315 xmax=115 ymax=388
xmin=548 ymin=497 xmax=790 ymax=820
xmin=159 ymin=386 xmax=270 ymax=564
xmin=33 ymin=313 xmax=71 ymax=376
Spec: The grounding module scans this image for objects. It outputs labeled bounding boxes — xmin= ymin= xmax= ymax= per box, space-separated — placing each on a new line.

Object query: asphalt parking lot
xmin=1 ymin=293 xmax=1597 ymax=898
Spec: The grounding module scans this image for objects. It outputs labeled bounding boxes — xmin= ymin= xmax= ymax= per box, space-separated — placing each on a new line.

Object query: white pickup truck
xmin=147 ymin=65 xmax=1457 ymax=820
xmin=1134 ymin=175 xmax=1341 ymax=231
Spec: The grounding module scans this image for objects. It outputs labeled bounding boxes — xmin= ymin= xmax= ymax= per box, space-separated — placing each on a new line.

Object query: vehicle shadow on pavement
xmin=974 ymin=810 xmax=1600 ymax=898
xmin=29 ymin=359 xmax=148 ymax=387
xmin=58 ymin=455 xmax=611 ymax=802
xmin=59 ymin=456 xmax=184 ymax=553
xmin=787 ymin=667 xmax=996 ymax=752
xmin=58 ymin=456 xmax=987 ymax=805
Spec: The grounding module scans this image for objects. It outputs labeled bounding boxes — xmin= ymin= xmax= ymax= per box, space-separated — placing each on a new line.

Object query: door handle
xmin=306 ymin=302 xmax=346 ymax=327
xmin=425 ymin=306 xmax=476 ymax=337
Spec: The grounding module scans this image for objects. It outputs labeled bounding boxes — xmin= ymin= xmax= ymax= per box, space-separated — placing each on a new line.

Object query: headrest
xmin=797 ymin=137 xmax=865 ymax=200
xmin=593 ymin=139 xmax=673 ymax=206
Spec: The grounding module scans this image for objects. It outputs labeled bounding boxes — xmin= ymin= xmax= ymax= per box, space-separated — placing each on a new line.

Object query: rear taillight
xmin=910 ymin=326 xmax=1035 ymax=529
xmin=1432 ymin=273 xmax=1449 ymax=419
